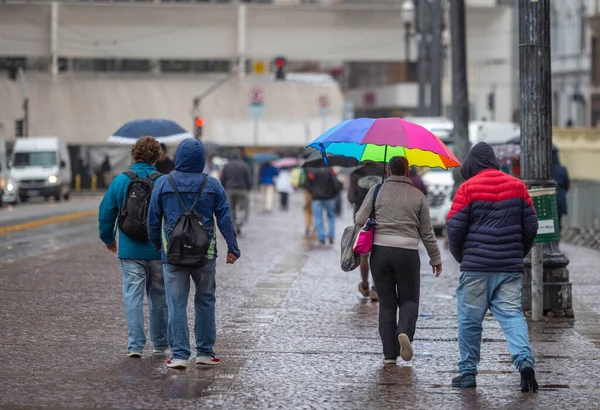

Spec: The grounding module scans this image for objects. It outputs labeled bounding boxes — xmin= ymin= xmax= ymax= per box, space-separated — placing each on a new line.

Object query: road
xmin=1 ymin=194 xmax=600 ymax=409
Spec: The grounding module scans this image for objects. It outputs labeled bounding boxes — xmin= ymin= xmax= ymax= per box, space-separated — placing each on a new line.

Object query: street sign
xmin=249 ymin=87 xmax=265 ymax=105
xmin=318 ymin=95 xmax=330 ymax=108
xmin=252 ymin=61 xmax=266 ymax=75
xmin=249 ymin=104 xmax=264 ymax=119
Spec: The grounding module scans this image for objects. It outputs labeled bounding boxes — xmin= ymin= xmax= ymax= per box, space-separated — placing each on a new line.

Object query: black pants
xmin=370 ymin=245 xmax=421 ymax=359
xmin=279 ymin=192 xmax=289 ymax=210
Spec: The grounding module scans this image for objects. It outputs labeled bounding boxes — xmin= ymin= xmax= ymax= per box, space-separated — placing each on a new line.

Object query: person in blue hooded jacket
xmin=552 ymin=148 xmax=570 ymax=233
xmin=147 ymin=138 xmax=241 ymax=370
xmin=98 ymin=136 xmax=168 ymax=358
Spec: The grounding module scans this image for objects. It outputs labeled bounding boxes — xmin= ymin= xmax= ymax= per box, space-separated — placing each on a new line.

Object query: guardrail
xmin=563 ymin=180 xmax=600 ymax=250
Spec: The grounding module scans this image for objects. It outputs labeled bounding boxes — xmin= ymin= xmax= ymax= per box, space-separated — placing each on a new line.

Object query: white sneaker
xmin=153 ymin=348 xmax=168 ymax=355
xmin=196 ymin=354 xmax=221 ymax=366
xmin=383 ymin=358 xmax=397 ymax=365
xmin=166 ymin=358 xmax=188 ymax=369
xmin=127 ymin=352 xmax=142 ymax=358
xmin=398 ymin=333 xmax=414 ymax=362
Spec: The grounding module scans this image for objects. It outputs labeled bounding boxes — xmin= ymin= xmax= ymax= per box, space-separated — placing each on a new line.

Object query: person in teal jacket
xmin=98 ymin=136 xmax=168 ymax=358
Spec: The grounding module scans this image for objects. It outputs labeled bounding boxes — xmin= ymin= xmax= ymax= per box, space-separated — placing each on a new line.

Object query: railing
xmin=566 ymin=180 xmax=600 ymax=230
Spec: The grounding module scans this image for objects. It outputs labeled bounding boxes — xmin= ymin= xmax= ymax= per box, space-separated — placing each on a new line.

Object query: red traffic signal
xmin=275 ymin=58 xmax=286 ymax=68
xmin=195 ymin=117 xmax=205 ymax=127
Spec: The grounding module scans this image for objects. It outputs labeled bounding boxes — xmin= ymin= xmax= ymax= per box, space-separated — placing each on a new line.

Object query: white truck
xmin=406 ymin=118 xmax=520 ymax=235
xmin=3 ymin=137 xmax=72 ymax=204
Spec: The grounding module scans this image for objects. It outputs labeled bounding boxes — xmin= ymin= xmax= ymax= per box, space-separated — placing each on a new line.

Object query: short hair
xmin=388 ymin=156 xmax=409 ymax=176
xmin=131 ymin=136 xmax=162 ymax=165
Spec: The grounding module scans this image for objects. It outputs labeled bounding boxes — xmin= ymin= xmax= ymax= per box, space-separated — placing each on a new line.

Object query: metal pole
xmin=519 ymin=0 xmax=552 ymax=321
xmin=450 ymin=0 xmax=470 ymax=188
xmin=430 ymin=0 xmax=443 ymax=117
xmin=50 ymin=2 xmax=59 ymax=77
xmin=236 ymin=3 xmax=247 ymax=78
xmin=17 ymin=68 xmax=29 ymax=137
xmin=253 ymin=117 xmax=258 ymax=147
xmin=404 ymin=22 xmax=411 ymax=63
xmin=417 ymin=0 xmax=430 ymax=116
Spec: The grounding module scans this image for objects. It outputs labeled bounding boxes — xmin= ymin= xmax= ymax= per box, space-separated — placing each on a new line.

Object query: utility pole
xmin=417 ymin=0 xmax=430 ymax=116
xmin=450 ymin=0 xmax=470 ymax=187
xmin=429 ymin=0 xmax=444 ymax=117
xmin=519 ymin=0 xmax=572 ymax=319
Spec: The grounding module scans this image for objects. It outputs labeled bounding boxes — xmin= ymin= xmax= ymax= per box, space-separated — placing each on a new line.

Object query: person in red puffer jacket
xmin=446 ymin=142 xmax=539 ymax=393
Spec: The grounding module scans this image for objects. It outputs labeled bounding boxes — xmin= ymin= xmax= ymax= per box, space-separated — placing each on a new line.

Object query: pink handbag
xmin=353 ymin=184 xmax=382 ymax=254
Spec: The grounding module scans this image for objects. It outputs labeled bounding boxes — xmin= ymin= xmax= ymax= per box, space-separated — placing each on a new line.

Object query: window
xmin=13 ymin=152 xmax=57 ymax=168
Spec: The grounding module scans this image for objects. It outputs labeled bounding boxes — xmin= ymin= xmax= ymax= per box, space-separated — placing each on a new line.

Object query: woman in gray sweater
xmin=355 ymin=156 xmax=443 ymax=365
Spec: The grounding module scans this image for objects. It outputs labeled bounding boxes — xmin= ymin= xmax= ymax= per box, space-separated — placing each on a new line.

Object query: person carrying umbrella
xmin=355 ymin=156 xmax=442 ymax=365
xmin=156 ymin=144 xmax=175 ymax=174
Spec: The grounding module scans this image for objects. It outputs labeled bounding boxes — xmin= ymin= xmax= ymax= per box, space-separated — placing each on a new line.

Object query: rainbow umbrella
xmin=306 ymin=117 xmax=460 ymax=170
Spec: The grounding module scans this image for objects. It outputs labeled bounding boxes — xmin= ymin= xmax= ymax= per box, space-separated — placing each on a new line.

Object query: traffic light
xmin=274 ymin=57 xmax=286 ymax=81
xmin=194 ymin=117 xmax=204 ymax=138
xmin=487 ymin=92 xmax=495 ymax=112
xmin=15 ymin=118 xmax=25 ymax=137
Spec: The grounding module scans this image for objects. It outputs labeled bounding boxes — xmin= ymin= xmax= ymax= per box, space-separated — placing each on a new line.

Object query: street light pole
xmin=450 ymin=0 xmax=470 ymax=188
xmin=417 ymin=0 xmax=430 ymax=116
xmin=405 ymin=22 xmax=411 ymax=63
xmin=519 ymin=0 xmax=572 ymax=319
xmin=429 ymin=0 xmax=443 ymax=117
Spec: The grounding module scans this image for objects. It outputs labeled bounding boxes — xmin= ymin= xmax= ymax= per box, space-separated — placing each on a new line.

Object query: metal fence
xmin=566 ymin=180 xmax=600 ymax=230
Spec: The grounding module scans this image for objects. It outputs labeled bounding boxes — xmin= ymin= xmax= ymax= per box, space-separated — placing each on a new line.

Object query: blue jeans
xmin=120 ymin=259 xmax=169 ymax=354
xmin=457 ymin=272 xmax=535 ymax=376
xmin=312 ymin=198 xmax=336 ymax=242
xmin=163 ymin=260 xmax=217 ymax=360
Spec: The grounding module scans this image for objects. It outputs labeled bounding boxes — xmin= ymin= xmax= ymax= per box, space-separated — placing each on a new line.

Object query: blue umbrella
xmin=251 ymin=152 xmax=279 ymax=164
xmin=109 ymin=119 xmax=193 ymax=144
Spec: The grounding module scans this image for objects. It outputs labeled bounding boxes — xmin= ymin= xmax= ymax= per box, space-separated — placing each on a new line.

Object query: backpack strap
xmin=167 ymin=175 xmax=189 ymax=212
xmin=123 ymin=170 xmax=136 ymax=179
xmin=167 ymin=174 xmax=209 ymax=213
xmin=148 ymin=172 xmax=162 ymax=182
xmin=369 ymin=184 xmax=382 ymax=220
xmin=189 ymin=176 xmax=209 ymax=210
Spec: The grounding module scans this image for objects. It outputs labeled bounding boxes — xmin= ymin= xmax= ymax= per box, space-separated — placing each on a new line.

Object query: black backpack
xmin=355 ymin=175 xmax=383 ymax=208
xmin=165 ymin=175 xmax=211 ymax=268
xmin=117 ymin=170 xmax=162 ymax=242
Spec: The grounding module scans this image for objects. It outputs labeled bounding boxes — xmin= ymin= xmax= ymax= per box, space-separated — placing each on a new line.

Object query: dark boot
xmin=452 ymin=373 xmax=476 ymax=388
xmin=520 ymin=366 xmax=539 ymax=393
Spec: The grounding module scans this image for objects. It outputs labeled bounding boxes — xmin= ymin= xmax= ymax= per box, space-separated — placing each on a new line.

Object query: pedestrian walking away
xmin=446 ymin=142 xmax=539 ymax=392
xmin=305 ymin=167 xmax=343 ymax=246
xmin=275 ymin=168 xmax=294 ymax=211
xmin=155 ymin=143 xmax=175 ymax=174
xmin=552 ymin=147 xmax=570 ymax=234
xmin=259 ymin=162 xmax=279 ymax=213
xmin=221 ymin=150 xmax=252 ymax=234
xmin=348 ymin=162 xmax=384 ymax=301
xmin=147 ymin=138 xmax=241 ymax=370
xmin=408 ymin=167 xmax=428 ymax=196
xmin=355 ymin=156 xmax=442 ymax=365
xmin=98 ymin=136 xmax=168 ymax=358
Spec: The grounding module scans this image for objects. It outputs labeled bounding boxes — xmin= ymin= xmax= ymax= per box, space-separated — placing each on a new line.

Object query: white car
xmin=422 ymin=169 xmax=454 ymax=235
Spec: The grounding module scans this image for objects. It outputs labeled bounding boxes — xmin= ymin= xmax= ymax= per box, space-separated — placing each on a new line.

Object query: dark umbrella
xmin=251 ymin=152 xmax=279 ymax=164
xmin=302 ymin=149 xmax=359 ymax=168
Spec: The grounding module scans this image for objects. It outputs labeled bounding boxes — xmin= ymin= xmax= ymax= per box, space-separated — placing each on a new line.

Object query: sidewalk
xmin=0 ymin=193 xmax=599 ymax=409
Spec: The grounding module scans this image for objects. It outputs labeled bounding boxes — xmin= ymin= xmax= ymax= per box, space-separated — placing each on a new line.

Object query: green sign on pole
xmin=529 ymin=187 xmax=561 ymax=243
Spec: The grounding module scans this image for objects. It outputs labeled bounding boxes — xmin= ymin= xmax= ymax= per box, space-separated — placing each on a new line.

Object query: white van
xmin=3 ymin=137 xmax=72 ymax=204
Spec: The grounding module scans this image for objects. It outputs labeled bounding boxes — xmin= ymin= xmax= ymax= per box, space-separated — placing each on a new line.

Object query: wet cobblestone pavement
xmin=1 ymin=194 xmax=600 ymax=409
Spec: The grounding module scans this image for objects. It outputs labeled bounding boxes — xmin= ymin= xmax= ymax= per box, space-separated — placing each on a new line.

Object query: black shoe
xmin=520 ymin=366 xmax=538 ymax=393
xmin=329 ymin=237 xmax=334 ymax=245
xmin=452 ymin=373 xmax=476 ymax=388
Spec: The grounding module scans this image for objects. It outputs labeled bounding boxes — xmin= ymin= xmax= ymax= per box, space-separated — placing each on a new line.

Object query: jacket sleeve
xmin=347 ymin=173 xmax=359 ymax=204
xmin=213 ymin=180 xmax=241 ymax=258
xmin=220 ymin=165 xmax=230 ymax=190
xmin=354 ymin=185 xmax=376 ymax=226
xmin=522 ymin=186 xmax=539 ymax=257
xmin=446 ymin=183 xmax=470 ymax=263
xmin=147 ymin=178 xmax=165 ymax=251
xmin=98 ymin=177 xmax=121 ymax=245
xmin=244 ymin=165 xmax=252 ymax=191
xmin=418 ymin=197 xmax=442 ymax=266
